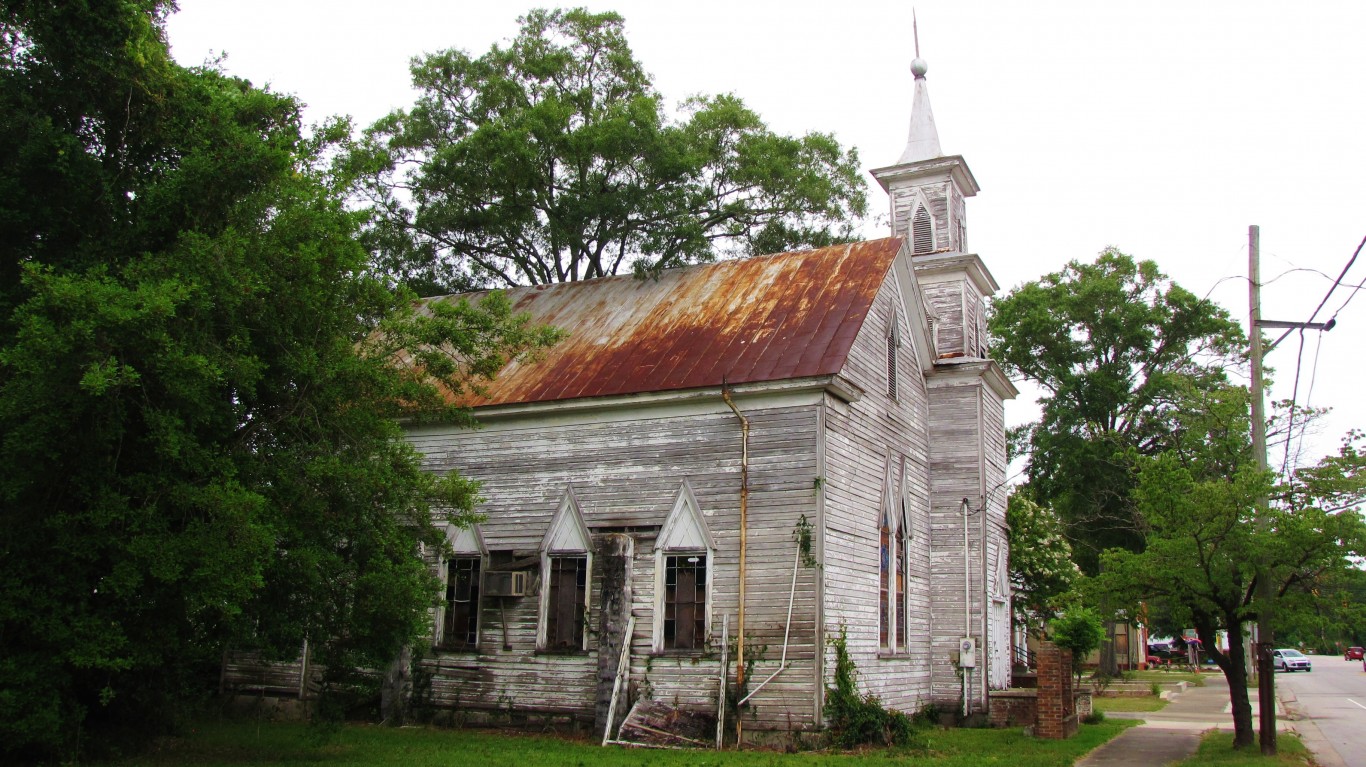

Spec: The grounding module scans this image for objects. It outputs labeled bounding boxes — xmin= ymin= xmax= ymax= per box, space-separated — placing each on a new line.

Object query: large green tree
xmin=345 ymin=8 xmax=868 ymax=295
xmin=0 ymin=1 xmax=554 ymax=759
xmin=989 ymin=249 xmax=1246 ymax=573
xmin=1097 ymin=385 xmax=1366 ymax=749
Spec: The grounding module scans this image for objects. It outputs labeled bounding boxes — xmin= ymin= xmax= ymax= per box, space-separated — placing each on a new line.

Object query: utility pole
xmin=1247 ymin=225 xmax=1335 ymax=756
xmin=1249 ymin=225 xmax=1276 ymax=756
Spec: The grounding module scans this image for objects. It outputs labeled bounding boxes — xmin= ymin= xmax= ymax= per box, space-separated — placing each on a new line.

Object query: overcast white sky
xmin=166 ymin=0 xmax=1366 ymax=470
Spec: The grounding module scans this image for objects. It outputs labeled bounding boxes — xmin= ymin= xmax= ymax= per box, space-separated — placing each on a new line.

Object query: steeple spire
xmin=871 ymin=15 xmax=978 ymax=256
xmin=897 ymin=13 xmax=942 ymax=164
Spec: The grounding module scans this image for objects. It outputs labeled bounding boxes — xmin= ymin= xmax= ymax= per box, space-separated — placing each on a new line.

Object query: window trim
xmin=439 ymin=554 xmax=484 ymax=651
xmin=434 ymin=523 xmax=487 ymax=652
xmin=537 ymin=487 xmax=593 ymax=652
xmin=878 ymin=458 xmax=906 ymax=654
xmin=660 ymin=551 xmax=709 ymax=651
xmin=652 ymin=482 xmax=715 ymax=653
xmin=540 ymin=554 xmax=591 ymax=652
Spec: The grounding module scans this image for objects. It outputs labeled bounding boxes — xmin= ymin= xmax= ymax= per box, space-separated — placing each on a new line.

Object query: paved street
xmin=1277 ymin=652 xmax=1366 ymax=767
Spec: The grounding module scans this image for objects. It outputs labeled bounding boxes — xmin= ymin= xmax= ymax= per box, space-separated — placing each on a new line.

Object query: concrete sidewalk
xmin=1075 ymin=674 xmax=1307 ymax=767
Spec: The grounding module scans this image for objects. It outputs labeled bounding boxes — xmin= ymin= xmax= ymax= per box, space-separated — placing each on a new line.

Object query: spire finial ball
xmin=910 ymin=58 xmax=928 ymax=78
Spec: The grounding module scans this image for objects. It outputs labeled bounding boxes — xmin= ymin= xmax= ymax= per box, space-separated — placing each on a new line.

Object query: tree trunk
xmin=380 ymin=644 xmax=413 ymax=726
xmin=1100 ymin=620 xmax=1119 ymax=676
xmin=1201 ymin=619 xmax=1254 ymax=748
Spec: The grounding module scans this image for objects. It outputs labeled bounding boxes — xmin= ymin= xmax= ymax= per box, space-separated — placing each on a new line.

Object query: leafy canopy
xmin=989 ymin=249 xmax=1245 ymax=572
xmin=0 ymin=1 xmax=555 ymax=759
xmin=1006 ymin=492 xmax=1080 ymax=632
xmin=345 ymin=8 xmax=868 ymax=295
xmin=1095 ymin=385 xmax=1366 ymax=748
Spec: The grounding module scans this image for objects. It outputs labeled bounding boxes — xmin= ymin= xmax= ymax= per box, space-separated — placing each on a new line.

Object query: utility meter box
xmin=959 ymin=637 xmax=977 ymax=668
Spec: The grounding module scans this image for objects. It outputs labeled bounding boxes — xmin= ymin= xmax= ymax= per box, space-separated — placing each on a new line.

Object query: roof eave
xmin=456 ymin=374 xmax=862 ymax=423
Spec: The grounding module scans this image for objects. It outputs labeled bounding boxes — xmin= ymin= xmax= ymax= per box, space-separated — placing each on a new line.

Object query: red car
xmin=1346 ymin=646 xmax=1364 ymax=661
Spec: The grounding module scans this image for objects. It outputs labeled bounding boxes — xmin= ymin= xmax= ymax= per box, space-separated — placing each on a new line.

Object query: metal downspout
xmin=962 ymin=497 xmax=971 ymax=716
xmin=722 ymin=384 xmax=749 ymax=746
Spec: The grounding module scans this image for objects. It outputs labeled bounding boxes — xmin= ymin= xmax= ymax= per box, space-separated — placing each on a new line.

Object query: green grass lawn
xmin=119 ymin=718 xmax=1140 ymax=767
xmin=1171 ymin=731 xmax=1314 ymax=766
xmin=1091 ymin=696 xmax=1168 ymax=713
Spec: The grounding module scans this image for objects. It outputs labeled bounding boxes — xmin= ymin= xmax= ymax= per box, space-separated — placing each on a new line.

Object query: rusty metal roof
xmin=432 ymin=238 xmax=903 ymax=407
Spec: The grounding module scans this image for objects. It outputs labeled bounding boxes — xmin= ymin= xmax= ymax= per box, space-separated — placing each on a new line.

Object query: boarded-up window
xmin=664 ymin=554 xmax=707 ymax=650
xmin=545 ymin=556 xmax=588 ymax=650
xmin=443 ymin=557 xmax=481 ymax=650
xmin=912 ymin=206 xmax=933 ymax=254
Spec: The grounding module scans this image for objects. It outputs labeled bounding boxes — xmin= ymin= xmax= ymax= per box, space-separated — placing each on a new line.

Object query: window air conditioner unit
xmin=483 ymin=570 xmax=527 ymax=598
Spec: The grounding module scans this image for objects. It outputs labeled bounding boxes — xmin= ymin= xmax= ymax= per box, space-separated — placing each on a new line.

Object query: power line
xmin=1304 ymin=326 xmax=1324 ymax=408
xmin=1267 ymin=234 xmax=1366 ymax=352
xmin=1280 ymin=329 xmax=1307 ymax=477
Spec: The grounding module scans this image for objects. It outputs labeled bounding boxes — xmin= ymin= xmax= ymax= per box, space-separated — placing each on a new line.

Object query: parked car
xmin=1345 ymin=646 xmax=1364 ymax=661
xmin=1273 ymin=648 xmax=1312 ymax=672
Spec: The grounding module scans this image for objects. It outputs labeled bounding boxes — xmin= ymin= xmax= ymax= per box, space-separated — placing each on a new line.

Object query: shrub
xmin=824 ymin=630 xmax=918 ymax=748
xmin=1051 ymin=608 xmax=1105 ymax=684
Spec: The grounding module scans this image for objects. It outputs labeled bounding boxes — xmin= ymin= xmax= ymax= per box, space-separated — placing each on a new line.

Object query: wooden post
xmin=716 ymin=614 xmax=728 ymax=750
xmin=602 ymin=615 xmax=635 ymax=746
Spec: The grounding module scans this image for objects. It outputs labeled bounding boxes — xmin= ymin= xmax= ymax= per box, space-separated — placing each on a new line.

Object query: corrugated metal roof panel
xmin=429 ymin=238 xmax=903 ymax=407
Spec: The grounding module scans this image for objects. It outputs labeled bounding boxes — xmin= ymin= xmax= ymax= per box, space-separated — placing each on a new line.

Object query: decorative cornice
xmin=925 ymin=357 xmax=1019 ymax=400
xmin=870 ymin=154 xmax=980 ymax=198
xmin=911 ymin=251 xmax=1001 ymax=296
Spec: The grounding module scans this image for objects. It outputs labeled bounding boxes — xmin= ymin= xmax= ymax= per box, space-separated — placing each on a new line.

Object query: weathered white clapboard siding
xmin=422 ymin=652 xmax=598 ymax=717
xmin=888 ymin=183 xmax=956 ymax=253
xmin=407 ymin=395 xmax=825 ymax=729
xmin=949 ymin=187 xmax=968 ymax=253
xmin=963 ymin=290 xmax=983 ymax=359
xmin=819 ymin=269 xmax=936 ymax=717
xmin=221 ymin=649 xmax=319 ymax=699
xmin=980 ymin=383 xmax=1012 ymax=690
xmin=924 ymin=375 xmax=981 ymax=704
xmin=922 ymin=282 xmax=966 ymax=355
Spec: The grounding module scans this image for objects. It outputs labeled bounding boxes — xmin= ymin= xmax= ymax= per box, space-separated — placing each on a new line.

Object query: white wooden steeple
xmin=871 ymin=47 xmax=978 ymax=258
xmin=871 ymin=40 xmax=996 ymax=360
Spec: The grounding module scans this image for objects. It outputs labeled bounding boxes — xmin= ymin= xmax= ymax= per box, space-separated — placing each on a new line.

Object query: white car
xmin=1272 ymin=648 xmax=1312 ymax=672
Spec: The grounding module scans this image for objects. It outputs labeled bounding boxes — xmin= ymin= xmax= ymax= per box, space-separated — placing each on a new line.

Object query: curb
xmin=1278 ymin=689 xmax=1345 ymax=767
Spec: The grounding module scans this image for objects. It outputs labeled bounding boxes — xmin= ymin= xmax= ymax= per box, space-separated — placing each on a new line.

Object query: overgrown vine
xmin=824 ymin=628 xmax=917 ymax=748
xmin=793 ymin=514 xmax=820 ymax=569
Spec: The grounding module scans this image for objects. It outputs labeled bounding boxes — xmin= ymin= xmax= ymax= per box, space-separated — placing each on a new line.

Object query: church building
xmin=224 ymin=53 xmax=1017 ymax=742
